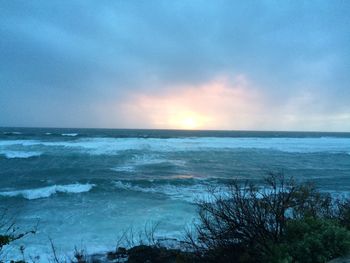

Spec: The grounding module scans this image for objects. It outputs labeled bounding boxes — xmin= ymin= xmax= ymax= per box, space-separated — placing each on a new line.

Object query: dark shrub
xmin=127 ymin=245 xmax=195 ymax=263
xmin=0 ymin=209 xmax=36 ymax=262
xmin=334 ymin=199 xmax=350 ymax=230
xmin=189 ymin=173 xmax=350 ymax=263
xmin=268 ymin=217 xmax=350 ymax=263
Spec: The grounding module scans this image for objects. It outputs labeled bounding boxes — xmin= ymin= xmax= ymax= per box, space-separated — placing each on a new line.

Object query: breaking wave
xmin=114 ymin=181 xmax=215 ymax=202
xmin=0 ymin=140 xmax=39 ymax=146
xmin=61 ymin=133 xmax=79 ymax=137
xmin=3 ymin=131 xmax=22 ymax=135
xmin=0 ymin=150 xmax=42 ymax=159
xmin=1 ymin=137 xmax=350 ymax=155
xmin=28 ymin=137 xmax=350 ymax=154
xmin=0 ymin=183 xmax=95 ymax=200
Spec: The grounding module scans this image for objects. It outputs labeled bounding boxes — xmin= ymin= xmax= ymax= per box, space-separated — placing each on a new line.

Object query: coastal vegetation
xmin=186 ymin=173 xmax=350 ymax=262
xmin=2 ymin=173 xmax=350 ymax=263
xmin=0 ymin=209 xmax=36 ymax=263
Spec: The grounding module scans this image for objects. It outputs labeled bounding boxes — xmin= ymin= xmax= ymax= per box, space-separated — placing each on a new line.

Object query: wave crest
xmin=0 ymin=183 xmax=95 ymax=200
xmin=0 ymin=151 xmax=42 ymax=159
xmin=114 ymin=181 xmax=212 ymax=202
xmin=61 ymin=133 xmax=79 ymax=137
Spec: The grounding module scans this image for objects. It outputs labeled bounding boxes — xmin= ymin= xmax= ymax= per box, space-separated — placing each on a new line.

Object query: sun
xmin=168 ymin=112 xmax=205 ymax=129
xmin=181 ymin=116 xmax=198 ymax=129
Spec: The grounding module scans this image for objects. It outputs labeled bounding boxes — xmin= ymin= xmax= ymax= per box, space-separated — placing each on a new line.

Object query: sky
xmin=0 ymin=0 xmax=349 ymax=131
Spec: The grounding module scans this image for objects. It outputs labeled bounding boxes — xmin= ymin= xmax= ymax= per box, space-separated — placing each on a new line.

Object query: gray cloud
xmin=0 ymin=0 xmax=349 ymax=130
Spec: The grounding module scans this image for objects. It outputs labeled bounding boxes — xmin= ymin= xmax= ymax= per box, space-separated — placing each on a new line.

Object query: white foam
xmin=0 ymin=183 xmax=95 ymax=200
xmin=61 ymin=133 xmax=78 ymax=136
xmin=1 ymin=137 xmax=350 ymax=155
xmin=3 ymin=131 xmax=22 ymax=135
xmin=45 ymin=137 xmax=350 ymax=154
xmin=0 ymin=140 xmax=39 ymax=146
xmin=120 ymin=154 xmax=183 ymax=169
xmin=111 ymin=165 xmax=135 ymax=172
xmin=114 ymin=181 xmax=214 ymax=202
xmin=0 ymin=150 xmax=42 ymax=159
xmin=111 ymin=154 xmax=186 ymax=172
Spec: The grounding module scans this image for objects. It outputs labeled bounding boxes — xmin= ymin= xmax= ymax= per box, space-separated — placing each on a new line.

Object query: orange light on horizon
xmin=117 ymin=75 xmax=263 ymax=130
xmin=167 ymin=111 xmax=209 ymax=129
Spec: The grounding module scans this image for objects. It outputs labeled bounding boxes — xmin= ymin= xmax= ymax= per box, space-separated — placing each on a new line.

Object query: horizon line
xmin=1 ymin=126 xmax=350 ymax=134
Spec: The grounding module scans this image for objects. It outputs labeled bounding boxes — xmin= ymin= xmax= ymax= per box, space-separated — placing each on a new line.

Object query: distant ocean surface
xmin=1 ymin=128 xmax=350 ymax=261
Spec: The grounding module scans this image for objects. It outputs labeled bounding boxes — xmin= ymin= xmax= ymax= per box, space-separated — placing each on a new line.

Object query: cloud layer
xmin=1 ymin=0 xmax=349 ymax=130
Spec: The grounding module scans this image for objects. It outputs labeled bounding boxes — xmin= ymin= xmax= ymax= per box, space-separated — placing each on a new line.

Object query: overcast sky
xmin=1 ymin=0 xmax=349 ymax=131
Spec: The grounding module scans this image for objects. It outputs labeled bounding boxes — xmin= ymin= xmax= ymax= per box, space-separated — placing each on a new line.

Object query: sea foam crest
xmin=61 ymin=133 xmax=79 ymax=137
xmin=114 ymin=181 xmax=214 ymax=202
xmin=0 ymin=140 xmax=39 ymax=147
xmin=0 ymin=151 xmax=42 ymax=159
xmin=39 ymin=137 xmax=350 ymax=154
xmin=3 ymin=131 xmax=22 ymax=135
xmin=0 ymin=183 xmax=95 ymax=200
xmin=1 ymin=136 xmax=350 ymax=155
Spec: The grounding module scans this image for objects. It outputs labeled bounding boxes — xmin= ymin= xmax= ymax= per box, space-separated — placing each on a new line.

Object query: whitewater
xmin=0 ymin=128 xmax=350 ymax=261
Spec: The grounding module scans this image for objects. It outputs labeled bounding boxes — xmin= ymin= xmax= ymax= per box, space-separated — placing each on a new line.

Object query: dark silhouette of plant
xmin=0 ymin=209 xmax=37 ymax=262
xmin=268 ymin=217 xmax=350 ymax=263
xmin=187 ymin=173 xmax=350 ymax=263
xmin=333 ymin=198 xmax=350 ymax=230
xmin=72 ymin=246 xmax=87 ymax=263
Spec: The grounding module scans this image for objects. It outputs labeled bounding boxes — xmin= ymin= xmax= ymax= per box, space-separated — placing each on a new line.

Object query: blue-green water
xmin=1 ymin=128 xmax=350 ymax=261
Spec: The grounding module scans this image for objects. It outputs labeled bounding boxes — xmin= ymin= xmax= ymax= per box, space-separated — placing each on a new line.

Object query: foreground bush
xmin=269 ymin=218 xmax=350 ymax=263
xmin=0 ymin=209 xmax=36 ymax=263
xmin=188 ymin=173 xmax=350 ymax=263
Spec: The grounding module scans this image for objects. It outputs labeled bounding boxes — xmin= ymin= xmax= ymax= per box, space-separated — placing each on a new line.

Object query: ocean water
xmin=1 ymin=128 xmax=350 ymax=261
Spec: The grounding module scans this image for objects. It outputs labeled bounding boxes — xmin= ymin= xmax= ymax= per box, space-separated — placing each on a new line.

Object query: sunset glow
xmin=180 ymin=116 xmax=198 ymax=130
xmin=169 ymin=112 xmax=205 ymax=130
xmin=118 ymin=76 xmax=264 ymax=130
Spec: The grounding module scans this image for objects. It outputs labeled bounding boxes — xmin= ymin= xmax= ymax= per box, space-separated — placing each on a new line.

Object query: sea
xmin=0 ymin=127 xmax=350 ymax=261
